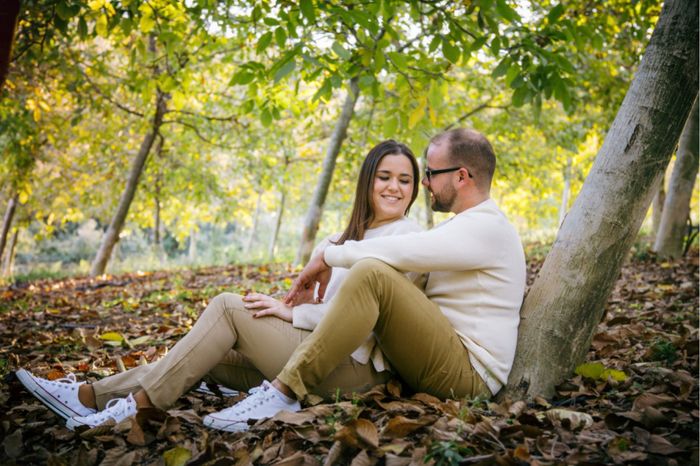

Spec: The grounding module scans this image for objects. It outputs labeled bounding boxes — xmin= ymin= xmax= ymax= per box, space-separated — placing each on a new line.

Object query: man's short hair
xmin=430 ymin=128 xmax=496 ymax=192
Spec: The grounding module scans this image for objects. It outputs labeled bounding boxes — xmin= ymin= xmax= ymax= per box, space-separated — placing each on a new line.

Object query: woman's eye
xmin=400 ymin=179 xmax=411 ymax=184
xmin=378 ymin=176 xmax=389 ymax=181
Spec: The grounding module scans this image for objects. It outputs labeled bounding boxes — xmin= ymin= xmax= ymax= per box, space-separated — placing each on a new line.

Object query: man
xmin=202 ymin=127 xmax=526 ymax=431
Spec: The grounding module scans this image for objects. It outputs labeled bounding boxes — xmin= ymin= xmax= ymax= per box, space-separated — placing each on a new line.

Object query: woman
xmin=16 ymin=140 xmax=424 ymax=431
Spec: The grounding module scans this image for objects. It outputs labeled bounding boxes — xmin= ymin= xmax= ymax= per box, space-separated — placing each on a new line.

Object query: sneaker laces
xmin=88 ymin=395 xmax=135 ymax=423
xmin=220 ymin=383 xmax=273 ymax=416
xmin=49 ymin=373 xmax=80 ymax=386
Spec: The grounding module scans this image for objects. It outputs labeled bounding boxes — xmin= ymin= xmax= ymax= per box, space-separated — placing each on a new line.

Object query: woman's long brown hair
xmin=335 ymin=140 xmax=419 ymax=245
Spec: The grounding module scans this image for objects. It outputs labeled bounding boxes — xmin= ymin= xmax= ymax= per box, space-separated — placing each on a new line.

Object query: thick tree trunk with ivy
xmin=90 ymin=90 xmax=167 ymax=277
xmin=506 ymin=0 xmax=698 ymax=399
xmin=653 ymin=97 xmax=699 ymax=258
xmin=0 ymin=192 xmax=18 ymax=263
xmin=295 ymin=77 xmax=360 ymax=265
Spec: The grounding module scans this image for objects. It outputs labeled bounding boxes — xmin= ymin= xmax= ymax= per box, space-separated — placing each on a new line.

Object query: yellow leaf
xmin=163 ymin=447 xmax=191 ymax=466
xmin=574 ymin=362 xmax=605 ymax=379
xmin=140 ymin=15 xmax=155 ymax=34
xmin=96 ymin=14 xmax=108 ymax=37
xmin=601 ymin=368 xmax=627 ymax=382
xmin=99 ymin=332 xmax=124 ymax=342
xmin=408 ymin=98 xmax=426 ymax=129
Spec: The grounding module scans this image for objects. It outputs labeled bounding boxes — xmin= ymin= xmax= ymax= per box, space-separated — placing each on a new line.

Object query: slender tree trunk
xmin=653 ymin=97 xmax=699 ymax=258
xmin=423 ymin=187 xmax=434 ymax=228
xmin=0 ymin=192 xmax=18 ymax=262
xmin=268 ymin=190 xmax=286 ymax=261
xmin=651 ymin=182 xmax=665 ymax=239
xmin=188 ymin=227 xmax=197 ymax=263
xmin=246 ymin=191 xmax=263 ymax=255
xmin=506 ymin=0 xmax=698 ymax=400
xmin=89 ymin=90 xmax=167 ymax=277
xmin=558 ymin=157 xmax=571 ymax=227
xmin=1 ymin=227 xmax=18 ymax=276
xmin=295 ymin=77 xmax=360 ymax=265
xmin=153 ymin=135 xmax=164 ymax=246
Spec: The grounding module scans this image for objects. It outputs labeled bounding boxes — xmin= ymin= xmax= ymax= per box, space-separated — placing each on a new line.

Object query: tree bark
xmin=651 ymin=182 xmax=666 ymax=239
xmin=89 ymin=90 xmax=167 ymax=277
xmin=295 ymin=77 xmax=360 ymax=265
xmin=558 ymin=157 xmax=571 ymax=227
xmin=653 ymin=97 xmax=699 ymax=258
xmin=423 ymin=186 xmax=434 ymax=228
xmin=245 ymin=190 xmax=263 ymax=255
xmin=268 ymin=189 xmax=286 ymax=261
xmin=1 ymin=227 xmax=18 ymax=276
xmin=506 ymin=0 xmax=698 ymax=400
xmin=0 ymin=0 xmax=19 ymax=89
xmin=0 ymin=192 xmax=18 ymax=262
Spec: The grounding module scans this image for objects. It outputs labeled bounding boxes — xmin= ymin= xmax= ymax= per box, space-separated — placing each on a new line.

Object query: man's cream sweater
xmin=324 ymin=199 xmax=526 ymax=394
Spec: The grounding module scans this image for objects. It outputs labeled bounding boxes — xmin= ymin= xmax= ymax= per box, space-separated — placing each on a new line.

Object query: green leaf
xmin=260 ymin=108 xmax=273 ymax=126
xmin=428 ymin=35 xmax=441 ymax=53
xmin=383 ymin=115 xmax=398 ymax=136
xmin=274 ymin=27 xmax=287 ymax=48
xmin=229 ymin=70 xmax=255 ymax=86
xmin=256 ymin=32 xmax=273 ymax=54
xmin=332 ymin=42 xmax=351 ymax=60
xmin=312 ymin=78 xmax=333 ymax=101
xmin=56 ymin=2 xmax=74 ymax=20
xmin=273 ymin=59 xmax=295 ymax=83
xmin=387 ymin=52 xmax=407 ymax=69
xmin=547 ymin=4 xmax=565 ymax=24
xmin=511 ymin=86 xmax=529 ymax=107
xmin=428 ymin=80 xmax=442 ymax=109
xmin=442 ymin=40 xmax=460 ymax=64
xmin=471 ymin=36 xmax=488 ymax=52
xmin=78 ymin=17 xmax=88 ymax=39
xmin=492 ymin=58 xmax=510 ymax=78
xmin=299 ymin=0 xmax=316 ymax=22
xmin=163 ymin=447 xmax=192 ymax=466
xmin=495 ymin=0 xmax=521 ymax=23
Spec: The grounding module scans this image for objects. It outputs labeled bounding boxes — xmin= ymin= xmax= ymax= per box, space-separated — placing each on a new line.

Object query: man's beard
xmin=429 ymin=184 xmax=456 ymax=212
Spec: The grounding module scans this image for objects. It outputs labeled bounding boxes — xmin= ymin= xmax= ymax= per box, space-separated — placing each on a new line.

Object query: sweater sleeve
xmin=324 ymin=206 xmax=507 ymax=273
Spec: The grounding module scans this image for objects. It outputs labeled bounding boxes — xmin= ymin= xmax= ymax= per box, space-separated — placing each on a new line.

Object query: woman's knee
xmin=202 ymin=293 xmax=246 ymax=320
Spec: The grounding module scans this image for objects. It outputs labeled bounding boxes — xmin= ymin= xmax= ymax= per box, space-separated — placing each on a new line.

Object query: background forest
xmin=1 ymin=0 xmax=695 ymax=281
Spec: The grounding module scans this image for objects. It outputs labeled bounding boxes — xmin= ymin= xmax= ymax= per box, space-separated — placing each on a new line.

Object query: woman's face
xmin=369 ymin=153 xmax=414 ymax=228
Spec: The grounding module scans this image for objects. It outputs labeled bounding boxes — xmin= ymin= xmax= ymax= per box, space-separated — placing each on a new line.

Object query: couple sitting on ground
xmin=17 ymin=128 xmax=526 ymax=433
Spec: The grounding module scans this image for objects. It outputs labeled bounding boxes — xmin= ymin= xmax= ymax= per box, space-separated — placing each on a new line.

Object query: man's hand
xmin=243 ymin=293 xmax=293 ymax=322
xmin=284 ymin=252 xmax=332 ymax=305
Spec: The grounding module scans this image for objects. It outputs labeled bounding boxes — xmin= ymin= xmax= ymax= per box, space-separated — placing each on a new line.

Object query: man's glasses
xmin=424 ymin=166 xmax=473 ymax=181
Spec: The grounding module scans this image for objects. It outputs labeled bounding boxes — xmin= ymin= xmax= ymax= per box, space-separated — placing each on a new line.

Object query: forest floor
xmin=0 ymin=251 xmax=697 ymax=465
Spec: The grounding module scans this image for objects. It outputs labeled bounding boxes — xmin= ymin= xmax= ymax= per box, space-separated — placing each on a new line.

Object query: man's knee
xmin=349 ymin=258 xmax=397 ymax=278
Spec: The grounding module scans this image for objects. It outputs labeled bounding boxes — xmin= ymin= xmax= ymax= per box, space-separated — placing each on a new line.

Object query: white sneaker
xmin=66 ymin=393 xmax=137 ymax=430
xmin=16 ymin=369 xmax=96 ymax=421
xmin=202 ymin=381 xmax=300 ymax=432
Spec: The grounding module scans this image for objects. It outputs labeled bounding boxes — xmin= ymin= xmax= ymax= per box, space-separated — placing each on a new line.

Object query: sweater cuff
xmin=324 ymin=244 xmax=345 ymax=268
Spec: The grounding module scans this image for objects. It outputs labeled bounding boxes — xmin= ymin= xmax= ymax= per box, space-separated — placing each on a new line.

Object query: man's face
xmin=423 ymin=143 xmax=458 ymax=213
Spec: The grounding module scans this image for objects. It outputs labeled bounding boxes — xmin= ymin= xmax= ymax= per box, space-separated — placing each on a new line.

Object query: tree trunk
xmin=423 ymin=186 xmax=434 ymax=228
xmin=653 ymin=97 xmax=699 ymax=258
xmin=245 ymin=191 xmax=263 ymax=255
xmin=2 ymin=227 xmax=18 ymax=276
xmin=0 ymin=0 xmax=20 ymax=89
xmin=89 ymin=90 xmax=167 ymax=277
xmin=188 ymin=226 xmax=197 ymax=263
xmin=268 ymin=189 xmax=286 ymax=261
xmin=0 ymin=192 xmax=18 ymax=262
xmin=505 ymin=0 xmax=698 ymax=400
xmin=558 ymin=157 xmax=571 ymax=227
xmin=651 ymin=182 xmax=666 ymax=239
xmin=295 ymin=77 xmax=360 ymax=265
xmin=153 ymin=135 xmax=164 ymax=246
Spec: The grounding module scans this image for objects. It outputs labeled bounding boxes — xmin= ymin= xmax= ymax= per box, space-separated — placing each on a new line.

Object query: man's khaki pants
xmin=279 ymin=258 xmax=488 ymax=400
xmin=93 ymin=258 xmax=487 ymax=409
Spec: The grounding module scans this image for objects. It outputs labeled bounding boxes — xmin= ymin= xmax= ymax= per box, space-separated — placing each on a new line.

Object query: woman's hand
xmin=285 ymin=252 xmax=332 ymax=305
xmin=243 ymin=293 xmax=293 ymax=322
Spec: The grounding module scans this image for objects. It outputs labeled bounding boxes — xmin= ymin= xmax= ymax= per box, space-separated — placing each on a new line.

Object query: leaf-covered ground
xmin=0 ymin=253 xmax=697 ymax=465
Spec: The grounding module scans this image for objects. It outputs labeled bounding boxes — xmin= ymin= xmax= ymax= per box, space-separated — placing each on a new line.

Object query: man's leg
xmin=278 ymin=259 xmax=488 ymax=400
